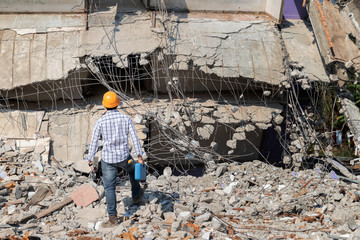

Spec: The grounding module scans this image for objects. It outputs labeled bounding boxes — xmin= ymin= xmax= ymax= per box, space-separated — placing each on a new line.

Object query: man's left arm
xmin=128 ymin=117 xmax=145 ymax=164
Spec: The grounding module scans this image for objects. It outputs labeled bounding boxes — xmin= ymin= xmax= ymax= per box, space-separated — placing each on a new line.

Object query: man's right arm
xmin=86 ymin=122 xmax=101 ymax=164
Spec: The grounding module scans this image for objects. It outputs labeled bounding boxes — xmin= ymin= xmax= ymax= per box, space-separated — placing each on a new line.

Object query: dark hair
xmin=106 ymin=107 xmax=117 ymax=110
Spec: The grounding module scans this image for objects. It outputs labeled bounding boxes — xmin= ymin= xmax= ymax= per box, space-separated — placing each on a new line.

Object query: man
xmin=85 ymin=91 xmax=145 ymax=228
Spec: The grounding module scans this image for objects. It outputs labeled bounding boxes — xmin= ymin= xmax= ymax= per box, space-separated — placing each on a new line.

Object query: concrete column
xmin=13 ymin=34 xmax=32 ymax=87
xmin=31 ymin=34 xmax=47 ymax=83
xmin=0 ymin=30 xmax=16 ymax=89
xmin=46 ymin=32 xmax=64 ymax=80
xmin=63 ymin=31 xmax=80 ymax=75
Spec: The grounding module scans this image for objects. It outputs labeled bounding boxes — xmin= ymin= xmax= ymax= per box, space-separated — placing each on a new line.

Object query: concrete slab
xmin=170 ymin=18 xmax=285 ymax=85
xmin=308 ymin=1 xmax=360 ymax=71
xmin=281 ymin=20 xmax=329 ymax=82
xmin=0 ymin=11 xmax=287 ymax=91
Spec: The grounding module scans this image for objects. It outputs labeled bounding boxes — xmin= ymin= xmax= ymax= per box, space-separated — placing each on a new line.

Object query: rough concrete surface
xmin=1 ymin=151 xmax=360 ymax=239
xmin=0 ymin=10 xmax=289 ymax=90
xmin=281 ymin=19 xmax=329 ymax=82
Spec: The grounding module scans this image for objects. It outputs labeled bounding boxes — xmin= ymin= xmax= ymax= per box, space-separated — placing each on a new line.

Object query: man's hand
xmin=88 ymin=161 xmax=98 ymax=173
xmin=137 ymin=155 xmax=144 ymax=165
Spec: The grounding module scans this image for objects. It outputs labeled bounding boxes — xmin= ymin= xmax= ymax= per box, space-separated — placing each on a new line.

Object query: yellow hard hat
xmin=102 ymin=91 xmax=120 ymax=108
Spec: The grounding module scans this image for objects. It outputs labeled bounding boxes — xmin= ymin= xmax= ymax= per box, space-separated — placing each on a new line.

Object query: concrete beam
xmin=0 ymin=0 xmax=86 ymax=13
xmin=145 ymin=0 xmax=267 ymax=12
xmin=0 ymin=14 xmax=86 ymax=33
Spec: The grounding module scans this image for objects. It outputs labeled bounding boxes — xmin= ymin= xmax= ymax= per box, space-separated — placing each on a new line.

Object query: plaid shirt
xmin=86 ymin=109 xmax=144 ymax=163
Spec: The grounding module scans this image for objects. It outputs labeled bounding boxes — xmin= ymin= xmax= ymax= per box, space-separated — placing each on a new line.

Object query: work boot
xmin=101 ymin=215 xmax=118 ymax=228
xmin=132 ymin=188 xmax=144 ymax=204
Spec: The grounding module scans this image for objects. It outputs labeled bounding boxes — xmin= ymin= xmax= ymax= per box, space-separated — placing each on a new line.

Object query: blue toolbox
xmin=135 ymin=163 xmax=147 ymax=181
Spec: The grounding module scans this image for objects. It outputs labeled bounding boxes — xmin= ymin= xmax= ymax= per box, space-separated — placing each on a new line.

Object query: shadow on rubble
xmin=121 ymin=188 xmax=178 ymax=219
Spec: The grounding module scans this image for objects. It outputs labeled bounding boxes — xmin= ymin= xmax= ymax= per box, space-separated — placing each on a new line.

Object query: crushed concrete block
xmin=233 ymin=132 xmax=246 ymax=141
xmin=197 ymin=125 xmax=214 ymax=140
xmin=211 ymin=217 xmax=223 ymax=231
xmin=203 ymin=153 xmax=213 ymax=161
xmin=201 ymin=116 xmax=215 ymax=124
xmin=171 ymin=221 xmax=182 ymax=232
xmin=163 ymin=167 xmax=172 ymax=177
xmin=13 ymin=185 xmax=22 ymax=199
xmin=333 ymin=193 xmax=343 ymax=201
xmin=144 ymin=231 xmax=156 ymax=239
xmin=195 ymin=212 xmax=211 ymax=225
xmin=256 ymin=123 xmax=270 ymax=130
xmin=134 ymin=114 xmax=143 ymax=124
xmin=50 ymin=225 xmax=64 ymax=232
xmin=215 ymin=166 xmax=225 ymax=177
xmin=200 ymin=196 xmax=213 ymax=203
xmin=202 ymin=231 xmax=211 ymax=240
xmin=112 ymin=223 xmax=125 ymax=235
xmin=179 ymin=211 xmax=192 ymax=221
xmin=34 ymin=160 xmax=44 ymax=173
xmin=263 ymin=90 xmax=271 ymax=97
xmin=210 ymin=142 xmax=218 ymax=150
xmin=229 ymin=196 xmax=237 ymax=205
xmin=190 ymin=113 xmax=201 ymax=122
xmin=7 ymin=205 xmax=16 ymax=215
xmin=34 ymin=144 xmax=46 ymax=154
xmin=291 ymin=70 xmax=300 ymax=78
xmin=163 ymin=212 xmax=177 ymax=223
xmin=274 ymin=115 xmax=284 ymax=125
xmin=345 ymin=60 xmax=354 ymax=69
xmin=73 ymin=161 xmax=91 ymax=174
xmin=2 ymin=144 xmax=12 ymax=153
xmin=159 ymin=229 xmax=169 ymax=238
xmin=224 ymin=185 xmax=233 ymax=195
xmin=226 ymin=140 xmax=236 ymax=149
xmin=170 ymin=231 xmax=187 ymax=238
xmin=0 ymin=229 xmax=15 ymax=238
xmin=0 ymin=170 xmax=8 ymax=179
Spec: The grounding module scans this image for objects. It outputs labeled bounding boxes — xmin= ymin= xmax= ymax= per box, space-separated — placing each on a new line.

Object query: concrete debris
xmin=0 ymin=1 xmax=360 ymax=239
xmin=1 ymin=150 xmax=359 ymax=239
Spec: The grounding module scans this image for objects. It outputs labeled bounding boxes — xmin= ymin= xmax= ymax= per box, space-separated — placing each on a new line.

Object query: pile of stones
xmin=1 ymin=151 xmax=360 ymax=239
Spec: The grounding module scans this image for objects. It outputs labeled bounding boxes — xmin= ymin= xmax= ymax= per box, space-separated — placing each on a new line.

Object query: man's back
xmin=87 ymin=109 xmax=143 ymax=164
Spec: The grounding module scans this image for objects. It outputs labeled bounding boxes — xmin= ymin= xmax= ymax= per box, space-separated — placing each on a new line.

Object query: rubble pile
xmin=1 ymin=140 xmax=360 ymax=240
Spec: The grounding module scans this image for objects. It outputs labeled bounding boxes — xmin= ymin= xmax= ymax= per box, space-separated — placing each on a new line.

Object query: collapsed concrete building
xmin=1 ymin=0 xmax=360 ymax=238
xmin=0 ymin=0 xmax=359 ymax=171
xmin=0 ymin=0 xmax=289 ymax=169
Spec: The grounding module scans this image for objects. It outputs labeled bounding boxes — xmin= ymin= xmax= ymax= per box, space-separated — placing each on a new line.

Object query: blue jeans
xmin=101 ymin=156 xmax=140 ymax=216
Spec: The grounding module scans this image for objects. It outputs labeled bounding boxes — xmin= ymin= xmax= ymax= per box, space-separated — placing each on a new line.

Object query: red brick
xmin=70 ymin=184 xmax=99 ymax=207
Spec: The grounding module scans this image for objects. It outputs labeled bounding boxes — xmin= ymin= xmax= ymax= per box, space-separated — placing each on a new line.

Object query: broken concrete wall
xmin=0 ymin=110 xmax=47 ymax=139
xmin=0 ymin=0 xmax=86 ymax=13
xmin=0 ymin=1 xmax=323 ymax=169
xmin=44 ymin=97 xmax=283 ymax=164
